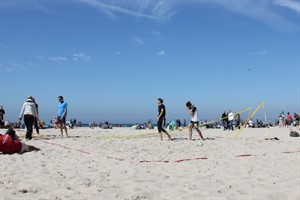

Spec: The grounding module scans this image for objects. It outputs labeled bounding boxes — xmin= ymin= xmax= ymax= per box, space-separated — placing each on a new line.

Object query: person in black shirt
xmin=221 ymin=111 xmax=228 ymax=130
xmin=157 ymin=98 xmax=172 ymax=141
xmin=0 ymin=105 xmax=5 ymax=124
xmin=235 ymin=113 xmax=241 ymax=129
xmin=32 ymin=97 xmax=40 ymax=134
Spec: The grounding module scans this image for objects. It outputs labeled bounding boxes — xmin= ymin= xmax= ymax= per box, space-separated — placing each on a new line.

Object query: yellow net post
xmin=234 ymin=102 xmax=264 ymax=137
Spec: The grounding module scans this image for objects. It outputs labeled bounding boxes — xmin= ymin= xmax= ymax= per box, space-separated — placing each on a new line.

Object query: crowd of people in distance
xmin=1 ymin=95 xmax=300 ymax=152
xmin=278 ymin=112 xmax=299 ymax=128
xmin=89 ymin=121 xmax=113 ymax=129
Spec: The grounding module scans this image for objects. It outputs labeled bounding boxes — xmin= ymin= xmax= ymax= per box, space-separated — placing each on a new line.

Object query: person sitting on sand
xmin=0 ymin=128 xmax=40 ymax=154
xmin=186 ymin=101 xmax=205 ymax=141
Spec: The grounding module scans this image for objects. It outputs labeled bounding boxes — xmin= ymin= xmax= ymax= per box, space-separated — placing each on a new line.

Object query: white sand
xmin=1 ymin=126 xmax=299 ymax=200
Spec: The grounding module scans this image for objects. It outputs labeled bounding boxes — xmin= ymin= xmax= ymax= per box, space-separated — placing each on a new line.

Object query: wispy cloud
xmin=152 ymin=1 xmax=176 ymax=21
xmin=26 ymin=62 xmax=39 ymax=68
xmin=76 ymin=0 xmax=299 ymax=32
xmin=213 ymin=0 xmax=298 ymax=32
xmin=2 ymin=60 xmax=27 ymax=72
xmin=3 ymin=0 xmax=298 ymax=32
xmin=2 ymin=0 xmax=69 ymax=19
xmin=132 ymin=36 xmax=145 ymax=45
xmin=77 ymin=0 xmax=176 ymax=21
xmin=150 ymin=31 xmax=166 ymax=41
xmin=73 ymin=53 xmax=91 ymax=61
xmin=3 ymin=0 xmax=176 ymax=22
xmin=0 ymin=44 xmax=23 ymax=51
xmin=251 ymin=50 xmax=268 ymax=56
xmin=49 ymin=56 xmax=67 ymax=63
xmin=0 ymin=64 xmax=13 ymax=72
xmin=157 ymin=50 xmax=166 ymax=56
xmin=273 ymin=0 xmax=300 ymax=13
xmin=131 ymin=31 xmax=166 ymax=46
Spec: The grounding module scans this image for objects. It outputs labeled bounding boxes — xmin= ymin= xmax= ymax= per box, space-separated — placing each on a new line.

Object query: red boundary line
xmin=175 ymin=157 xmax=208 ymax=163
xmin=235 ymin=150 xmax=300 ymax=157
xmin=43 ymin=141 xmax=90 ymax=154
xmin=282 ymin=150 xmax=300 ymax=154
xmin=107 ymin=156 xmax=208 ymax=163
xmin=235 ymin=154 xmax=256 ymax=157
xmin=107 ymin=150 xmax=300 ymax=163
xmin=41 ymin=140 xmax=300 ymax=161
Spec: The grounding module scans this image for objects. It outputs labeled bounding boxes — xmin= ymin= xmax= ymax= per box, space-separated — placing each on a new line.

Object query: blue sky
xmin=0 ymin=0 xmax=299 ymax=123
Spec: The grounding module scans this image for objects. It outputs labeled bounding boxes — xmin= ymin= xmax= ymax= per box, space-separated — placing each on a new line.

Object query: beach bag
xmin=290 ymin=131 xmax=299 ymax=137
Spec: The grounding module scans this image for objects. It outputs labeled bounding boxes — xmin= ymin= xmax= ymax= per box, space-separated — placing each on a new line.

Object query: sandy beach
xmin=0 ymin=126 xmax=299 ymax=200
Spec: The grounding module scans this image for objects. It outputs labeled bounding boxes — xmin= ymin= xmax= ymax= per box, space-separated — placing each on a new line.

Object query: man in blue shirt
xmin=57 ymin=96 xmax=68 ymax=137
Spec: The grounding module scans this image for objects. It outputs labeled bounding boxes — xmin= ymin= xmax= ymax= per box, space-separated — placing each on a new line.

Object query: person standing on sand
xmin=32 ymin=97 xmax=40 ymax=134
xmin=235 ymin=113 xmax=241 ymax=129
xmin=186 ymin=101 xmax=205 ymax=141
xmin=157 ymin=98 xmax=172 ymax=141
xmin=0 ymin=105 xmax=5 ymax=123
xmin=18 ymin=96 xmax=39 ymax=140
xmin=228 ymin=110 xmax=234 ymax=131
xmin=57 ymin=96 xmax=68 ymax=137
xmin=293 ymin=112 xmax=299 ymax=128
xmin=286 ymin=112 xmax=292 ymax=126
xmin=221 ymin=111 xmax=227 ymax=130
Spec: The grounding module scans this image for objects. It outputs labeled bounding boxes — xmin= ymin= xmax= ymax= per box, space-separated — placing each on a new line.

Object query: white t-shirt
xmin=228 ymin=112 xmax=234 ymax=121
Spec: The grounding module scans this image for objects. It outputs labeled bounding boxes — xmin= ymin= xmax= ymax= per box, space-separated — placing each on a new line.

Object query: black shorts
xmin=57 ymin=116 xmax=66 ymax=124
xmin=190 ymin=121 xmax=199 ymax=127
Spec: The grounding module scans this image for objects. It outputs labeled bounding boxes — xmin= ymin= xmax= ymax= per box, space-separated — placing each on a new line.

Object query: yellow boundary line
xmin=200 ymin=107 xmax=251 ymax=127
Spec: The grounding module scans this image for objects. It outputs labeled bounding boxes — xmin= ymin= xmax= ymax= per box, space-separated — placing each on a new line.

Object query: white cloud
xmin=49 ymin=56 xmax=67 ymax=62
xmin=77 ymin=0 xmax=298 ymax=32
xmin=0 ymin=64 xmax=11 ymax=72
xmin=3 ymin=0 xmax=298 ymax=32
xmin=0 ymin=44 xmax=23 ymax=51
xmin=251 ymin=51 xmax=268 ymax=56
xmin=213 ymin=0 xmax=298 ymax=32
xmin=152 ymin=1 xmax=176 ymax=21
xmin=73 ymin=53 xmax=91 ymax=61
xmin=157 ymin=50 xmax=166 ymax=56
xmin=2 ymin=61 xmax=26 ymax=72
xmin=26 ymin=62 xmax=39 ymax=67
xmin=273 ymin=0 xmax=300 ymax=13
xmin=132 ymin=36 xmax=145 ymax=45
xmin=150 ymin=30 xmax=165 ymax=41
xmin=77 ymin=0 xmax=176 ymax=21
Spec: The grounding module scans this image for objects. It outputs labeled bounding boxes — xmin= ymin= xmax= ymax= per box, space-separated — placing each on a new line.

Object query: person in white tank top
xmin=186 ymin=101 xmax=205 ymax=141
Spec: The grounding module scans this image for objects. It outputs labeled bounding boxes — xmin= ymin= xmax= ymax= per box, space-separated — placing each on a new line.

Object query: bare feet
xmin=28 ymin=145 xmax=40 ymax=151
